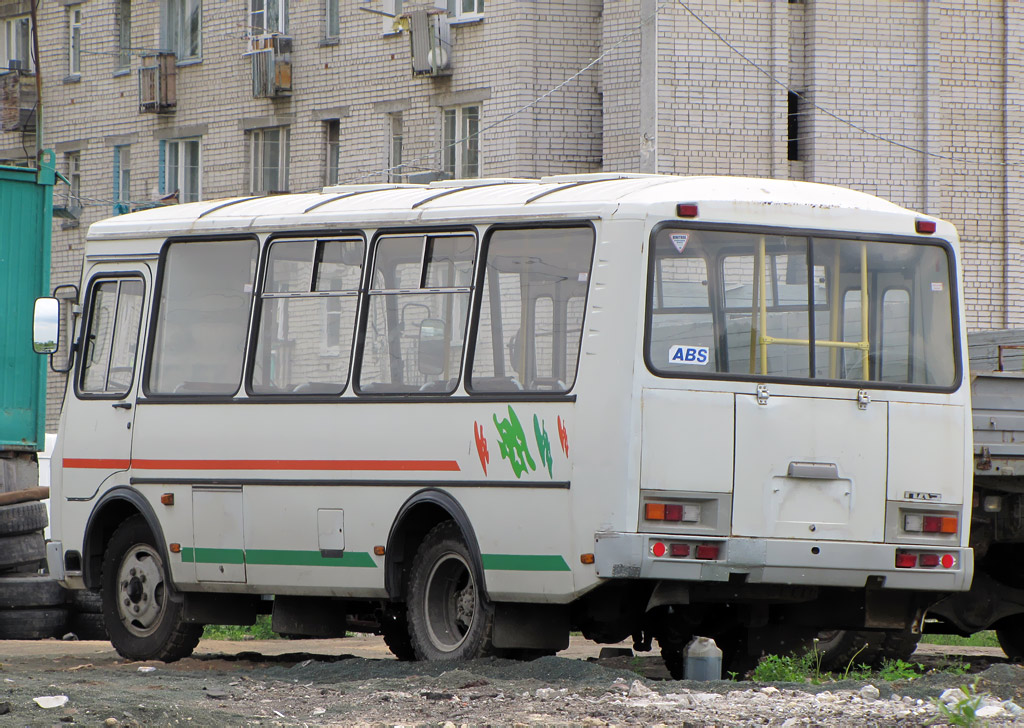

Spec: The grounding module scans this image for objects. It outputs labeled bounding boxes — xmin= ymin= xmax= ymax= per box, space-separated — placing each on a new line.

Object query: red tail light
xmin=895 ymin=552 xmax=917 ymax=568
xmin=919 ymin=553 xmax=940 ymax=568
xmin=695 ymin=544 xmax=719 ymax=560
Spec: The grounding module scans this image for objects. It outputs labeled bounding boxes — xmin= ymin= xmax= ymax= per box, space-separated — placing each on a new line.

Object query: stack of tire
xmin=0 ymin=487 xmax=68 ymax=639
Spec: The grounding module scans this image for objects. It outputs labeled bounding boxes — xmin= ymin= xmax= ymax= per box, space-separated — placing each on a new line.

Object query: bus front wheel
xmin=101 ymin=515 xmax=202 ymax=662
xmin=407 ymin=521 xmax=494 ymax=661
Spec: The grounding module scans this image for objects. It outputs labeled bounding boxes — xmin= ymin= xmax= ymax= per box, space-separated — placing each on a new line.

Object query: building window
xmin=251 ymin=127 xmax=290 ymax=194
xmin=325 ymin=0 xmax=338 ymax=38
xmin=69 ymin=6 xmax=82 ymax=75
xmin=447 ymin=0 xmax=482 ymax=20
xmin=160 ymin=138 xmax=201 ymax=202
xmin=324 ymin=120 xmax=339 ymax=185
xmin=388 ymin=112 xmax=403 ymax=182
xmin=787 ymin=91 xmax=800 ymax=162
xmin=113 ymin=146 xmax=131 ymax=214
xmin=164 ymin=0 xmax=201 ymax=60
xmin=2 ymin=15 xmax=33 ymax=72
xmin=66 ymin=151 xmax=81 ymax=208
xmin=249 ymin=0 xmax=287 ymax=36
xmin=116 ymin=0 xmax=131 ymax=70
xmin=442 ymin=105 xmax=479 ymax=179
xmin=382 ymin=0 xmax=402 ymax=34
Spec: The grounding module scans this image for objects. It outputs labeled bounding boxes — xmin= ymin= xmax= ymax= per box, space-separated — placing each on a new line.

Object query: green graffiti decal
xmin=493 ymin=405 xmax=536 ymax=478
xmin=534 ymin=414 xmax=553 ymax=478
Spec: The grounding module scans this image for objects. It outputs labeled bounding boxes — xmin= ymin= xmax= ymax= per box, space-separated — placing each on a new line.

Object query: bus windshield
xmin=647 ymin=227 xmax=958 ymax=388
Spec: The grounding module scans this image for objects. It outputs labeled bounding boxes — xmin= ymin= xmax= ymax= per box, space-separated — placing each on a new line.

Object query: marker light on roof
xmin=915 ymin=219 xmax=937 ymax=234
xmin=676 ymin=203 xmax=699 ymax=218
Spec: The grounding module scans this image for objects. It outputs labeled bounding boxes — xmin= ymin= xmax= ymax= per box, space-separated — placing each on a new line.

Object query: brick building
xmin=0 ymin=0 xmax=1020 ymax=426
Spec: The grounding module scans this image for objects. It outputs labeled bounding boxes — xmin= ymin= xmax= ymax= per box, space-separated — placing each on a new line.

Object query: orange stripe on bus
xmin=130 ymin=459 xmax=461 ymax=472
xmin=63 ymin=458 xmax=132 ymax=469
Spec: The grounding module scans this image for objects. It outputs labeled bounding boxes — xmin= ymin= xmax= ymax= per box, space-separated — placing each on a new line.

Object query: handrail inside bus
xmin=753 ymin=237 xmax=870 ymax=379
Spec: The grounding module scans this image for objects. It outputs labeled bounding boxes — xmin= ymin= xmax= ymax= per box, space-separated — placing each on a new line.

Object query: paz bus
xmin=35 ymin=174 xmax=973 ymax=675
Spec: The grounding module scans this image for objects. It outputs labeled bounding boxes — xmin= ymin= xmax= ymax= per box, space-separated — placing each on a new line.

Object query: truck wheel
xmin=69 ymin=612 xmax=109 ymax=641
xmin=0 ymin=501 xmax=48 ymax=537
xmin=0 ymin=574 xmax=66 ymax=609
xmin=877 ymin=628 xmax=921 ymax=662
xmin=997 ymin=616 xmax=1024 ymax=659
xmin=101 ymin=516 xmax=201 ymax=662
xmin=379 ymin=605 xmax=415 ymax=661
xmin=407 ymin=521 xmax=494 ymax=661
xmin=0 ymin=532 xmax=46 ymax=572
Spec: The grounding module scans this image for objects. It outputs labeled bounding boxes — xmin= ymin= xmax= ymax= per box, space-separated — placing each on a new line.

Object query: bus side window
xmin=358 ymin=233 xmax=475 ymax=394
xmin=467 ymin=226 xmax=594 ymax=394
xmin=79 ymin=278 xmax=145 ymax=396
xmin=147 ymin=239 xmax=258 ymax=396
xmin=250 ymin=238 xmax=364 ymax=395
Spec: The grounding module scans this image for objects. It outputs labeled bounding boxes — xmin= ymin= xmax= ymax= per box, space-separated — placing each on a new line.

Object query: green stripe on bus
xmin=481 ymin=554 xmax=571 ymax=572
xmin=177 ymin=548 xmax=376 ymax=568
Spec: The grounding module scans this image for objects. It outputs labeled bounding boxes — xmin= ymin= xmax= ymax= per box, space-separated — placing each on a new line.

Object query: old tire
xmin=101 ymin=515 xmax=201 ymax=662
xmin=0 ymin=532 xmax=46 ymax=572
xmin=997 ymin=615 xmax=1024 ymax=659
xmin=877 ymin=628 xmax=921 ymax=663
xmin=69 ymin=612 xmax=109 ymax=641
xmin=380 ymin=605 xmax=416 ymax=661
xmin=407 ymin=521 xmax=494 ymax=661
xmin=0 ymin=607 xmax=68 ymax=639
xmin=0 ymin=501 xmax=48 ymax=537
xmin=0 ymin=574 xmax=66 ymax=609
xmin=70 ymin=588 xmax=104 ymax=614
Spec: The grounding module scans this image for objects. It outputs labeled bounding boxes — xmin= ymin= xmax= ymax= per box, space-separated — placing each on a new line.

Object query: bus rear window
xmin=646 ymin=228 xmax=957 ymax=388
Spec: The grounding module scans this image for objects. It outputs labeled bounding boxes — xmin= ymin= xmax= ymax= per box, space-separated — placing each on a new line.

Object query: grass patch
xmin=202 ymin=615 xmax=278 ymax=641
xmin=921 ymin=631 xmax=999 ymax=648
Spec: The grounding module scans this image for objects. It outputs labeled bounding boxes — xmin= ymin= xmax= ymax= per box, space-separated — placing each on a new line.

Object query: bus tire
xmin=380 ymin=605 xmax=416 ymax=661
xmin=877 ymin=628 xmax=921 ymax=663
xmin=997 ymin=615 xmax=1024 ymax=659
xmin=69 ymin=612 xmax=109 ymax=641
xmin=0 ymin=501 xmax=48 ymax=537
xmin=814 ymin=629 xmax=884 ymax=671
xmin=101 ymin=515 xmax=202 ymax=662
xmin=0 ymin=607 xmax=68 ymax=639
xmin=406 ymin=521 xmax=494 ymax=661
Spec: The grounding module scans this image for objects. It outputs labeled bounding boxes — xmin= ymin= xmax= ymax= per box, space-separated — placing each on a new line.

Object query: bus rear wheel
xmin=407 ymin=521 xmax=494 ymax=661
xmin=101 ymin=516 xmax=202 ymax=662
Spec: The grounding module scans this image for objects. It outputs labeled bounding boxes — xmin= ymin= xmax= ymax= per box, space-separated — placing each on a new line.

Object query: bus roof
xmin=86 ymin=174 xmax=938 ymax=242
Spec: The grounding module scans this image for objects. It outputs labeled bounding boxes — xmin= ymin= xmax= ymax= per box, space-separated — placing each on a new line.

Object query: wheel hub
xmin=116 ymin=545 xmax=166 ymax=637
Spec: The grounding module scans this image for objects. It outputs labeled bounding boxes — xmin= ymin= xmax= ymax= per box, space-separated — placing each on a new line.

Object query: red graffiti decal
xmin=557 ymin=416 xmax=569 ymax=458
xmin=474 ymin=421 xmax=490 ymax=475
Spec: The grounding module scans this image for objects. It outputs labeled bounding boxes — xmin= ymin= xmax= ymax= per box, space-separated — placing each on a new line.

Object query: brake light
xmin=695 ymin=544 xmax=719 ymax=560
xmin=664 ymin=504 xmax=683 ymax=521
xmin=903 ymin=511 xmax=957 ymax=535
xmin=919 ymin=553 xmax=940 ymax=568
xmin=645 ymin=501 xmax=701 ymax=523
xmin=670 ymin=543 xmax=690 ymax=558
xmin=895 ymin=552 xmax=917 ymax=568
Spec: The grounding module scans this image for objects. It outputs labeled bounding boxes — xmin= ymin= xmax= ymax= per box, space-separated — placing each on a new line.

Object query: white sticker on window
xmin=670 ymin=234 xmax=689 ymax=254
xmin=931 ymin=281 xmax=943 ymax=292
xmin=578 ymin=272 xmax=588 ymax=282
xmin=669 ymin=345 xmax=710 ymax=365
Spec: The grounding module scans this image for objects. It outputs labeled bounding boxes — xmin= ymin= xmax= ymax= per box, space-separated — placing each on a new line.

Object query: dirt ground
xmin=0 ymin=635 xmax=1018 ymax=726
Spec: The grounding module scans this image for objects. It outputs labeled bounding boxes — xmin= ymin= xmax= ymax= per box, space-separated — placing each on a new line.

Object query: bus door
xmin=60 ymin=265 xmax=150 ymax=501
xmin=725 ymin=237 xmax=888 ymax=543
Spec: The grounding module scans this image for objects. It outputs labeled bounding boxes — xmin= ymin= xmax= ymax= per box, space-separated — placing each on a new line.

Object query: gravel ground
xmin=0 ymin=637 xmax=1021 ymax=726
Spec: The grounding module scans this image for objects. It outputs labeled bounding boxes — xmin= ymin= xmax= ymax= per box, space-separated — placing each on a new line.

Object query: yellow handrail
xmin=754 ymin=239 xmax=870 ymax=378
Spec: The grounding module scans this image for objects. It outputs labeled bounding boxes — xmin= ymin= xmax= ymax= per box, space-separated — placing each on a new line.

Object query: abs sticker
xmin=669 ymin=233 xmax=690 ymax=254
xmin=669 ymin=345 xmax=710 ymax=365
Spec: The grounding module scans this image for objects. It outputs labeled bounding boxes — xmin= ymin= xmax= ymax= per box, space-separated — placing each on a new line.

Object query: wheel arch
xmin=82 ymin=486 xmax=169 ymax=590
xmin=385 ymin=488 xmax=487 ymax=602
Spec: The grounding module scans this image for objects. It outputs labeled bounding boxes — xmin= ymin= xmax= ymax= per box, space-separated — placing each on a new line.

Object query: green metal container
xmin=0 ymin=153 xmax=55 ymax=452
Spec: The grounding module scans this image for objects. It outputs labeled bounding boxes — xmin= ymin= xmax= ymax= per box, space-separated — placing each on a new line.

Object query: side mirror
xmin=417 ymin=318 xmax=447 ymax=376
xmin=32 ymin=297 xmax=59 ymax=354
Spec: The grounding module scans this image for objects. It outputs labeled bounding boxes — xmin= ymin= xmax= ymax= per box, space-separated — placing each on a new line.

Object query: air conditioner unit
xmin=0 ymin=71 xmax=37 ymax=131
xmin=138 ymin=52 xmax=177 ymax=113
xmin=409 ymin=9 xmax=451 ymax=77
xmin=247 ymin=35 xmax=292 ymax=98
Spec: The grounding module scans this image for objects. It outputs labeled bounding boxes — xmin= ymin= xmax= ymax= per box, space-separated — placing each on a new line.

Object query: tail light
xmin=902 ymin=510 xmax=959 ymax=536
xmin=896 ymin=549 xmax=957 ymax=569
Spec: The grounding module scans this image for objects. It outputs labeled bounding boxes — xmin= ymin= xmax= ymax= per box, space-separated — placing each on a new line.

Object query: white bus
xmin=37 ymin=174 xmax=974 ymax=674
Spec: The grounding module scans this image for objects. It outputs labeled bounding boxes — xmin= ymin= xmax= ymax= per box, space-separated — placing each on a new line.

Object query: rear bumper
xmin=593 ymin=532 xmax=974 ymax=592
